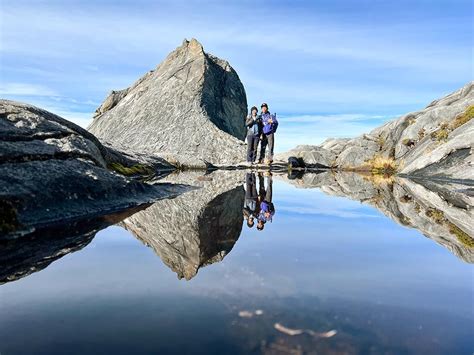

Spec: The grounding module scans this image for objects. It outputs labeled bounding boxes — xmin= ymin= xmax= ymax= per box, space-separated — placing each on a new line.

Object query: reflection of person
xmin=257 ymin=173 xmax=275 ymax=231
xmin=258 ymin=103 xmax=278 ymax=165
xmin=245 ymin=106 xmax=262 ymax=164
xmin=243 ymin=173 xmax=259 ymax=228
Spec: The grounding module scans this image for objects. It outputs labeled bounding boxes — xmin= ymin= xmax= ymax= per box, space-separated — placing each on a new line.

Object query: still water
xmin=1 ymin=171 xmax=473 ymax=354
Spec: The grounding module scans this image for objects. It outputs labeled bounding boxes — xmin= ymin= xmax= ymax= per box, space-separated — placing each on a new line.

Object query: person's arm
xmin=245 ymin=115 xmax=254 ymax=127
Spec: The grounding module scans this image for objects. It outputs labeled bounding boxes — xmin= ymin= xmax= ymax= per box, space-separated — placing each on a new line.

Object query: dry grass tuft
xmin=429 ymin=106 xmax=474 ymax=143
xmin=417 ymin=128 xmax=425 ymax=140
xmin=365 ymin=155 xmax=398 ymax=176
xmin=451 ymin=105 xmax=474 ymax=130
xmin=448 ymin=222 xmax=474 ymax=248
xmin=425 ymin=208 xmax=445 ymax=224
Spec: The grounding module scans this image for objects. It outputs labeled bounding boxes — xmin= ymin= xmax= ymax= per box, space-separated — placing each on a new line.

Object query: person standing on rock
xmin=245 ymin=106 xmax=262 ymax=164
xmin=258 ymin=103 xmax=278 ymax=165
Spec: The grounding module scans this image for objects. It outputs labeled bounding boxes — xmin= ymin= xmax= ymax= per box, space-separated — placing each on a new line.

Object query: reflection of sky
xmin=0 ymin=178 xmax=472 ymax=353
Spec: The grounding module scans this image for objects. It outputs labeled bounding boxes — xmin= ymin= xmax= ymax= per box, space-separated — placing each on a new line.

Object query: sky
xmin=1 ymin=0 xmax=472 ymax=152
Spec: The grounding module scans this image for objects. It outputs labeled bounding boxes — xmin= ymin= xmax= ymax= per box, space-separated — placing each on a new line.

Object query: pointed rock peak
xmin=180 ymin=38 xmax=204 ymax=56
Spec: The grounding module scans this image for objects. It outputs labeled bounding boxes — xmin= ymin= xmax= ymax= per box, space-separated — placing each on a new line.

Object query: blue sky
xmin=1 ymin=0 xmax=472 ymax=151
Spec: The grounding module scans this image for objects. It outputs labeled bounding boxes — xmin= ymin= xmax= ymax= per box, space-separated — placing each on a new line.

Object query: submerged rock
xmin=0 ymin=100 xmax=190 ymax=237
xmin=89 ymin=38 xmax=248 ymax=166
xmin=120 ymin=170 xmax=245 ymax=280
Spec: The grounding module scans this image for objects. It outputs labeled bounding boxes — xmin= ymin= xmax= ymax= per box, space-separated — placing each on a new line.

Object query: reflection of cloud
xmin=278 ymin=205 xmax=379 ymax=219
xmin=275 ymin=181 xmax=380 ymax=219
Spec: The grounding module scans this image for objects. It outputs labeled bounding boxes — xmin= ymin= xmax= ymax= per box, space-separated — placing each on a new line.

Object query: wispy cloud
xmin=1 ymin=0 xmax=470 ymax=139
xmin=0 ymin=83 xmax=59 ymax=97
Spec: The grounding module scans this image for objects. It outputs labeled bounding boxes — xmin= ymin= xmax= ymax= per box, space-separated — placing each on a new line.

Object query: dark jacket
xmin=246 ymin=114 xmax=262 ymax=136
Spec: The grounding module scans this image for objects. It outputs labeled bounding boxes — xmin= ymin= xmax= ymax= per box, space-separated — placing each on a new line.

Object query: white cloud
xmin=0 ymin=83 xmax=58 ymax=96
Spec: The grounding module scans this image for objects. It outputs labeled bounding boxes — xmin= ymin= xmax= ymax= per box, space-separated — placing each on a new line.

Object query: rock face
xmin=89 ymin=39 xmax=248 ymax=166
xmin=120 ymin=170 xmax=245 ymax=280
xmin=279 ymin=82 xmax=474 ymax=181
xmin=279 ymin=172 xmax=474 ymax=263
xmin=0 ymin=100 xmax=189 ymax=236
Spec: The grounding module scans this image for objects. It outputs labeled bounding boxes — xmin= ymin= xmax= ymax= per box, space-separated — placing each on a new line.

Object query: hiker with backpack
xmin=258 ymin=103 xmax=278 ymax=165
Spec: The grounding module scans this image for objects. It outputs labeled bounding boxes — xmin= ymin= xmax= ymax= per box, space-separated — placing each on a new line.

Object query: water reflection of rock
xmin=280 ymin=172 xmax=474 ymax=263
xmin=121 ymin=171 xmax=245 ymax=280
xmin=0 ymin=205 xmax=149 ymax=284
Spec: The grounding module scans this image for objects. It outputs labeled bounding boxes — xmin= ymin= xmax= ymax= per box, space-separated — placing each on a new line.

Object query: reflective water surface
xmin=1 ymin=171 xmax=473 ymax=354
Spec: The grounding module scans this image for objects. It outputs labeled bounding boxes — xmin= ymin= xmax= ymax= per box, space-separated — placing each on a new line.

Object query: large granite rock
xmin=120 ymin=170 xmax=245 ymax=280
xmin=334 ymin=134 xmax=380 ymax=169
xmin=279 ymin=82 xmax=474 ymax=181
xmin=89 ymin=39 xmax=248 ymax=166
xmin=0 ymin=100 xmax=189 ymax=237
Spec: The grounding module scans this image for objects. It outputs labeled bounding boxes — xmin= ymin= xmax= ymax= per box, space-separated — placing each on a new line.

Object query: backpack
xmin=263 ymin=113 xmax=278 ymax=135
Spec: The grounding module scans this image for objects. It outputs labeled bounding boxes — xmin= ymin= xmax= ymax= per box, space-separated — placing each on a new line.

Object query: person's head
xmin=247 ymin=216 xmax=255 ymax=228
xmin=257 ymin=220 xmax=265 ymax=231
xmin=250 ymin=106 xmax=258 ymax=116
xmin=264 ymin=211 xmax=271 ymax=219
xmin=261 ymin=103 xmax=268 ymax=113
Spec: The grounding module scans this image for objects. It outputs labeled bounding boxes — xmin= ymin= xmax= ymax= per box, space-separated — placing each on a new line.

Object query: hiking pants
xmin=247 ymin=134 xmax=259 ymax=162
xmin=260 ymin=133 xmax=274 ymax=161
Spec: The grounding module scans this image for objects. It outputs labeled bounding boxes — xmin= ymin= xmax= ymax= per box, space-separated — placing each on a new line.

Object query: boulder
xmin=0 ymin=100 xmax=190 ymax=237
xmin=275 ymin=144 xmax=335 ymax=168
xmin=89 ymin=38 xmax=248 ymax=166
